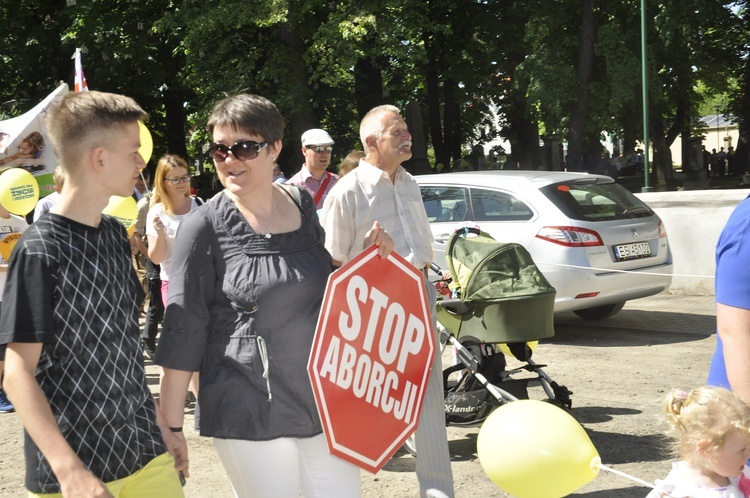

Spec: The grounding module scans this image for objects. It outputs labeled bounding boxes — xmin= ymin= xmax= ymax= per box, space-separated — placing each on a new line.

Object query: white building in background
xmin=670 ymin=115 xmax=739 ymax=167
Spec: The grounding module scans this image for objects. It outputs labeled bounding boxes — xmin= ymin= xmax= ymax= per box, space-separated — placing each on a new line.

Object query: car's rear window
xmin=540 ymin=180 xmax=654 ymax=221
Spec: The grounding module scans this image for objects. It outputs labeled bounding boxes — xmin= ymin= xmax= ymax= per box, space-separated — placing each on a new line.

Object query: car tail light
xmin=658 ymin=218 xmax=667 ymax=238
xmin=536 ymin=226 xmax=604 ymax=247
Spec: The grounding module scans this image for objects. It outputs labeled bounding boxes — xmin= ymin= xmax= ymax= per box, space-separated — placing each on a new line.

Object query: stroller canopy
xmin=446 ymin=228 xmax=555 ymax=303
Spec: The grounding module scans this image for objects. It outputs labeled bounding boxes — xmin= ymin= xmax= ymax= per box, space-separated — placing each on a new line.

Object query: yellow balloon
xmin=102 ymin=195 xmax=138 ymax=229
xmin=498 ymin=341 xmax=538 ymax=357
xmin=0 ymin=168 xmax=40 ymax=215
xmin=138 ymin=121 xmax=153 ymax=164
xmin=477 ymin=400 xmax=599 ymax=498
xmin=0 ymin=232 xmax=22 ymax=262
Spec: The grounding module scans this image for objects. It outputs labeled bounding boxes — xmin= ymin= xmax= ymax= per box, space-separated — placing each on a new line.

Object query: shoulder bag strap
xmin=312 ymin=172 xmax=331 ymax=207
xmin=279 ymin=185 xmax=306 ymax=221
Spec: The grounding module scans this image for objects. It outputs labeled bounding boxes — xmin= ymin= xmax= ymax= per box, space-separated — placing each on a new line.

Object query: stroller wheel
xmin=402 ymin=434 xmax=418 ymax=457
xmin=544 ymin=381 xmax=573 ymax=411
xmin=544 ymin=397 xmax=572 ymax=411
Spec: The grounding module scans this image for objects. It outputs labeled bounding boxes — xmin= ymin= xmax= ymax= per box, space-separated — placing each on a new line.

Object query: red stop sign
xmin=308 ymin=244 xmax=436 ymax=473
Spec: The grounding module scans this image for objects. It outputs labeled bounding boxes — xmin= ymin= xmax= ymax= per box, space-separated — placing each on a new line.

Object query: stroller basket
xmin=441 ymin=228 xmax=556 ymax=344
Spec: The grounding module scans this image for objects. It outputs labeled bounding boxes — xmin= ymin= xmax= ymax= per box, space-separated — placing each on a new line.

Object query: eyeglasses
xmin=209 ymin=140 xmax=269 ymax=162
xmin=164 ymin=175 xmax=191 ymax=185
xmin=306 ymin=145 xmax=333 ymax=153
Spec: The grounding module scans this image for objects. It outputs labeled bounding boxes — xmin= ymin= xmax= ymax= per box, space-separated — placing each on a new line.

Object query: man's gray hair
xmin=359 ymin=104 xmax=401 ymax=150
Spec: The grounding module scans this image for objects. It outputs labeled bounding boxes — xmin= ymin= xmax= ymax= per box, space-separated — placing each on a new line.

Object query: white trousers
xmin=213 ymin=434 xmax=361 ymax=498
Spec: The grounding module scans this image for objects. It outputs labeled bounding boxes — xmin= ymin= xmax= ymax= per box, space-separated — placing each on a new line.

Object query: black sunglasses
xmin=209 ymin=140 xmax=269 ymax=162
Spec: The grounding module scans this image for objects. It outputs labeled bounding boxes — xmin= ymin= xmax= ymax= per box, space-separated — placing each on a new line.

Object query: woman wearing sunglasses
xmin=155 ymin=94 xmax=360 ymax=497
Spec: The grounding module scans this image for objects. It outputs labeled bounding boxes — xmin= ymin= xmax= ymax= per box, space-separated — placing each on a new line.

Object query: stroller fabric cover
xmin=442 ymin=228 xmax=556 ymax=344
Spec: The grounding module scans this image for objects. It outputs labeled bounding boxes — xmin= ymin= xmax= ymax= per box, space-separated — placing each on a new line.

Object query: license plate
xmin=614 ymin=242 xmax=652 ymax=260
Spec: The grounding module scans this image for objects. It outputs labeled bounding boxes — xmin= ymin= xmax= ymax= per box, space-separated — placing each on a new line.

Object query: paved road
xmin=374 ymin=292 xmax=718 ymax=497
xmin=539 ymin=293 xmax=715 ymax=497
xmin=0 ymin=292 xmax=718 ymax=497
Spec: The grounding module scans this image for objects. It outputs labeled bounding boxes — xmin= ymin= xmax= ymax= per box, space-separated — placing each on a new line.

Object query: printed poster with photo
xmin=0 ymin=83 xmax=68 ymax=199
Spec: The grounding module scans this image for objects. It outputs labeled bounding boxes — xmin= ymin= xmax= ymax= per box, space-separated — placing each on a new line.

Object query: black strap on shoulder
xmin=279 ymin=185 xmax=307 ymax=222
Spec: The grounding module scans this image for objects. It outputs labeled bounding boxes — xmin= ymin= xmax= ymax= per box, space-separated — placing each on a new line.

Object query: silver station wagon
xmin=415 ymin=170 xmax=673 ymax=319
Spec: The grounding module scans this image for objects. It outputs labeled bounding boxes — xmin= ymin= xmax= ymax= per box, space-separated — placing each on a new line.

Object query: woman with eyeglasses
xmin=155 ymin=94 xmax=361 ymax=497
xmin=146 ymin=154 xmax=201 ymax=306
xmin=147 ymin=154 xmax=203 ymax=403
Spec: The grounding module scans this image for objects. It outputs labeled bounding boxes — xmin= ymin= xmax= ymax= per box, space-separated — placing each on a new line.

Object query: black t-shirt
xmin=0 ymin=213 xmax=165 ymax=493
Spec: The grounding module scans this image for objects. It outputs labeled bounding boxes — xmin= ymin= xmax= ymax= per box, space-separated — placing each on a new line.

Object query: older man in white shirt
xmin=321 ymin=105 xmax=454 ymax=498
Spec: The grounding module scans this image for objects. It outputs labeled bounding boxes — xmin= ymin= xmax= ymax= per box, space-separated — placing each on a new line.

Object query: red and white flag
xmin=74 ymin=48 xmax=89 ymax=92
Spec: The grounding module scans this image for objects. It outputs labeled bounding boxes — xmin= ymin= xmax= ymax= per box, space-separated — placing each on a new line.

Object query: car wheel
xmin=573 ymin=302 xmax=625 ymax=320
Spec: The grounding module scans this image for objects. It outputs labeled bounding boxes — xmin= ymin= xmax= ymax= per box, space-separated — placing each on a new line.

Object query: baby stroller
xmin=403 ymin=227 xmax=572 ymax=456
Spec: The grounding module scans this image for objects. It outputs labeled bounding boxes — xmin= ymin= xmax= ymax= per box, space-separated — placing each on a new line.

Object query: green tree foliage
xmin=60 ymin=0 xmax=192 ymax=162
xmin=0 ymin=0 xmax=70 ymax=116
xmin=0 ymin=0 xmax=747 ymax=182
xmin=723 ymin=0 xmax=750 ymax=173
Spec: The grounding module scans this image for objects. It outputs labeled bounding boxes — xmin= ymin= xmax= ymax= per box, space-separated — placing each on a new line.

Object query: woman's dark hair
xmin=207 ymin=94 xmax=284 ymax=144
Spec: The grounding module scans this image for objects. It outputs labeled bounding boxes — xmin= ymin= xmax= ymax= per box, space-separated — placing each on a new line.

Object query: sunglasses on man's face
xmin=306 ymin=145 xmax=333 ymax=153
xmin=209 ymin=140 xmax=269 ymax=163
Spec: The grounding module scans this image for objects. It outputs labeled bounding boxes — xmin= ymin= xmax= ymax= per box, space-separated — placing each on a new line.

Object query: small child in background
xmin=647 ymin=386 xmax=750 ymax=497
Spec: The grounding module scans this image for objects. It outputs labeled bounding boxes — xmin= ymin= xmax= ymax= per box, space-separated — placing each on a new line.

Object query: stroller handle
xmin=437 ymin=298 xmax=475 ymax=317
xmin=458 ymin=226 xmax=482 ymax=237
xmin=438 ymin=298 xmax=463 ymax=308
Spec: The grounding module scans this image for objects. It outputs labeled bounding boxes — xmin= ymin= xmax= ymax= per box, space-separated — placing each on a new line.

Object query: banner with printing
xmin=0 ymin=83 xmax=69 ymax=199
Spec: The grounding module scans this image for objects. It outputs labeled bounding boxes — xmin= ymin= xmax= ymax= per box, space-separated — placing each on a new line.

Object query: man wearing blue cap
xmin=287 ymin=128 xmax=338 ymax=210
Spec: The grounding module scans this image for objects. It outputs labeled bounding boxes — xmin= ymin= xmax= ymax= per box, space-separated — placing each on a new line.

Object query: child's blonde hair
xmin=663 ymin=386 xmax=750 ymax=462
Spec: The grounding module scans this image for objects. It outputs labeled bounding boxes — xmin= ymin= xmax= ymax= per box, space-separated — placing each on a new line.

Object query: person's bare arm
xmin=717 ymin=303 xmax=750 ymax=403
xmin=158 ymin=368 xmax=194 ymax=478
xmin=147 ymin=215 xmax=167 ymax=264
xmin=4 ymin=343 xmax=113 ymax=497
xmin=152 ymin=398 xmax=190 ymax=478
xmin=130 ymin=232 xmax=148 ymax=256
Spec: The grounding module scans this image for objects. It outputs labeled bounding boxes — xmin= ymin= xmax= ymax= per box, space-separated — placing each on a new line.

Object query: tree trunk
xmin=565 ymin=0 xmax=595 ymax=172
xmin=354 ymin=57 xmax=385 ymax=119
xmin=513 ymin=116 xmax=540 ymax=170
xmin=733 ymin=63 xmax=750 ymax=175
xmin=652 ymin=136 xmax=673 ymax=186
xmin=651 ymin=118 xmax=675 ymax=187
xmin=404 ymin=101 xmax=431 ymax=175
xmin=444 ymin=79 xmax=462 ymax=170
xmin=736 ymin=137 xmax=749 ymax=176
xmin=277 ymin=22 xmax=316 ymax=170
xmin=163 ymin=88 xmax=188 ymax=160
xmin=424 ymin=34 xmax=447 ymax=170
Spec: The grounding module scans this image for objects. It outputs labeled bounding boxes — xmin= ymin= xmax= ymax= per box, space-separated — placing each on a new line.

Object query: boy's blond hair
xmin=47 ymin=91 xmax=147 ymax=171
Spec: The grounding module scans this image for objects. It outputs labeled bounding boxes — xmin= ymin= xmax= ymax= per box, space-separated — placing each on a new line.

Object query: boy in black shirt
xmin=0 ymin=91 xmax=186 ymax=497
